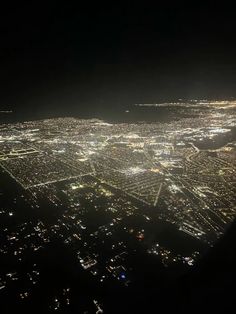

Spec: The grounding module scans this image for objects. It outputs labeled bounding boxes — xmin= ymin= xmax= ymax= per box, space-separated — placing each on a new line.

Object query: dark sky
xmin=1 ymin=2 xmax=236 ymax=117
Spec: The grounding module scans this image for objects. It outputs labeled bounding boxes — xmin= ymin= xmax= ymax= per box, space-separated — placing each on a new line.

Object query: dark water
xmin=0 ymin=104 xmax=191 ymax=124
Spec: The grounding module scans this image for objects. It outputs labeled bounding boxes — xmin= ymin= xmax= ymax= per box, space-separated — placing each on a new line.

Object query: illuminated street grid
xmin=0 ymin=100 xmax=236 ymax=310
xmin=0 ymin=101 xmax=236 ymax=243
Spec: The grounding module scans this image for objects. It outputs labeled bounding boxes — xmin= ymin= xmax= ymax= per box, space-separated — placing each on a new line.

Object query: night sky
xmin=1 ymin=2 xmax=236 ymax=117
